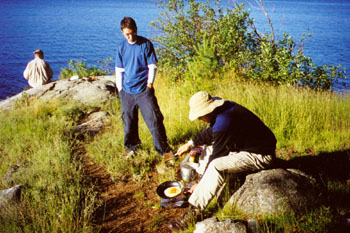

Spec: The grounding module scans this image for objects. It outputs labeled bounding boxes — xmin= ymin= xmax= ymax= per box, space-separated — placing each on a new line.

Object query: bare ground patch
xmin=80 ymin=156 xmax=186 ymax=233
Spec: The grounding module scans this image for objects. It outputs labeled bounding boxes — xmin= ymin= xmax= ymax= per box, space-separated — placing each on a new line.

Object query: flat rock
xmin=0 ymin=76 xmax=117 ymax=110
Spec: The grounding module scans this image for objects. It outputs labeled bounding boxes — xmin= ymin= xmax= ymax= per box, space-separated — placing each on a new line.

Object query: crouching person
xmin=169 ymin=91 xmax=277 ymax=230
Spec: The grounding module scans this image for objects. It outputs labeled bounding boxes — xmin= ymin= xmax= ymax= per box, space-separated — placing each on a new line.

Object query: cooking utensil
xmin=180 ymin=162 xmax=195 ymax=181
xmin=180 ymin=153 xmax=198 ymax=181
xmin=156 ymin=181 xmax=184 ymax=199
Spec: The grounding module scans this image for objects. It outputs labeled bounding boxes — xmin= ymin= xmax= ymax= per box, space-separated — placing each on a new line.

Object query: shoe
xmin=124 ymin=144 xmax=140 ymax=156
xmin=124 ymin=150 xmax=136 ymax=160
xmin=168 ymin=207 xmax=201 ymax=231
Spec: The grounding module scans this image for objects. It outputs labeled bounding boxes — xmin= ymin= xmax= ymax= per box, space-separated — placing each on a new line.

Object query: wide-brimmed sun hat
xmin=189 ymin=91 xmax=224 ymax=121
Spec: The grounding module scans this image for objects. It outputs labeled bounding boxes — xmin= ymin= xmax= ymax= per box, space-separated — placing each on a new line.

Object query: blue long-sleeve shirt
xmin=115 ymin=36 xmax=157 ymax=94
xmin=192 ymin=101 xmax=277 ymax=166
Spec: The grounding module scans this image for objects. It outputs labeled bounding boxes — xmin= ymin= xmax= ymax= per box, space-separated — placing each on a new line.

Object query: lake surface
xmin=0 ymin=0 xmax=349 ymax=100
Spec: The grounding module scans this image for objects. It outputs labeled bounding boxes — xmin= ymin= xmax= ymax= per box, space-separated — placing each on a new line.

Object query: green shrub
xmin=151 ymin=0 xmax=347 ymax=89
xmin=60 ymin=57 xmax=113 ymax=79
xmin=151 ymin=0 xmax=251 ymax=80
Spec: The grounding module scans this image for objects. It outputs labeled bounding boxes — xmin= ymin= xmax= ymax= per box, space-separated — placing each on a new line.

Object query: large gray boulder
xmin=0 ymin=76 xmax=117 ymax=110
xmin=226 ymin=168 xmax=321 ymax=217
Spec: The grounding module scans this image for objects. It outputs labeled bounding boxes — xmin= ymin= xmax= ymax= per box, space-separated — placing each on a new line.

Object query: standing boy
xmin=115 ymin=17 xmax=171 ymax=156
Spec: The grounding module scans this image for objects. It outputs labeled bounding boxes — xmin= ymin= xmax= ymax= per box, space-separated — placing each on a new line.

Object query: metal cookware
xmin=156 ymin=181 xmax=183 ymax=199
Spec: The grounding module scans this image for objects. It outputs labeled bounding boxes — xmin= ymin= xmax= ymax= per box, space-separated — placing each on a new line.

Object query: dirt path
xmin=81 ymin=156 xmax=186 ymax=233
xmin=72 ymin=113 xmax=186 ymax=233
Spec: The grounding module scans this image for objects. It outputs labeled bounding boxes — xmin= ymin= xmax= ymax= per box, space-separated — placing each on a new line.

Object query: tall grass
xmin=214 ymin=78 xmax=350 ymax=157
xmin=0 ymin=99 xmax=97 ymax=232
xmin=157 ymin=73 xmax=350 ymax=157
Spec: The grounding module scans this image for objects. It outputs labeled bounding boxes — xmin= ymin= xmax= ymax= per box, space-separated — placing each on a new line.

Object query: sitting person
xmin=23 ymin=49 xmax=53 ymax=88
xmin=170 ymin=91 xmax=277 ymax=230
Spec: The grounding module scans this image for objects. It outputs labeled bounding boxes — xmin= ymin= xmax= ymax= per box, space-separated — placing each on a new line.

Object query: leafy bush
xmin=60 ymin=57 xmax=113 ymax=79
xmin=151 ymin=0 xmax=252 ymax=80
xmin=151 ymin=0 xmax=347 ymax=89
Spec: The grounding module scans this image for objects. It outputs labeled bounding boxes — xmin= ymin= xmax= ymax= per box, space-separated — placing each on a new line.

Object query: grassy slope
xmin=0 ymin=99 xmax=97 ymax=232
xmin=0 ymin=74 xmax=349 ymax=232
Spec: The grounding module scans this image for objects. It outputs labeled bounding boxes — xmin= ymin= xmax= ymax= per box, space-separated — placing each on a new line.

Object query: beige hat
xmin=189 ymin=91 xmax=225 ymax=121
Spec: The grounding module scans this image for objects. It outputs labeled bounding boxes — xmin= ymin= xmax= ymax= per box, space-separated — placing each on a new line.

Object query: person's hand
xmin=176 ymin=143 xmax=192 ymax=155
xmin=190 ymin=183 xmax=198 ymax=193
xmin=147 ymin=83 xmax=153 ymax=88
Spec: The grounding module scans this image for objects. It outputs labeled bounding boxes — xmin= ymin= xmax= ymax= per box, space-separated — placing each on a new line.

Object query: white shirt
xmin=23 ymin=58 xmax=53 ymax=88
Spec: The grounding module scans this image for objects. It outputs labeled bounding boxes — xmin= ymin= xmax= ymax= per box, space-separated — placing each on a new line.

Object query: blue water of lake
xmin=0 ymin=0 xmax=349 ymax=100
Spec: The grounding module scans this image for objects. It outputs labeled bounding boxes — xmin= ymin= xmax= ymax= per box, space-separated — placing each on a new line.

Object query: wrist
xmin=187 ymin=140 xmax=194 ymax=148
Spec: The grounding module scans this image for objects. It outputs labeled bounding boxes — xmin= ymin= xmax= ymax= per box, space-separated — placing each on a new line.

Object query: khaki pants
xmin=189 ymin=149 xmax=274 ymax=210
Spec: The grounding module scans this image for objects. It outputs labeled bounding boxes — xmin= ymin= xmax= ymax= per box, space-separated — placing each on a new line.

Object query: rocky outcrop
xmin=0 ymin=184 xmax=23 ymax=209
xmin=0 ymin=76 xmax=117 ymax=110
xmin=194 ymin=217 xmax=247 ymax=233
xmin=73 ymin=111 xmax=110 ymax=136
xmin=226 ymin=168 xmax=321 ymax=217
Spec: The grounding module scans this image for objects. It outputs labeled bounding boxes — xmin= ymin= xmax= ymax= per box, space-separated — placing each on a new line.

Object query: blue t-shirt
xmin=115 ymin=36 xmax=158 ymax=94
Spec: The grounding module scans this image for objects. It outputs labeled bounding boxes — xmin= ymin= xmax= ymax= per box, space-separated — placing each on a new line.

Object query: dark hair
xmin=34 ymin=50 xmax=44 ymax=59
xmin=120 ymin=17 xmax=137 ymax=32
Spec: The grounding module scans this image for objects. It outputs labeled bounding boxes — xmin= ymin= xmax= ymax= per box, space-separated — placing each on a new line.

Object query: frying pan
xmin=156 ymin=181 xmax=184 ymax=199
